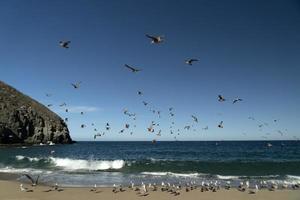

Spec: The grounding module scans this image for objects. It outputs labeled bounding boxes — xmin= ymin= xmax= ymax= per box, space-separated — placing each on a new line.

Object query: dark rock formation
xmin=0 ymin=80 xmax=73 ymax=144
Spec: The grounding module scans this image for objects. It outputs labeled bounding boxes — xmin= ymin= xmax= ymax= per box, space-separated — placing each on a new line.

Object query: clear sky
xmin=0 ymin=0 xmax=300 ymax=141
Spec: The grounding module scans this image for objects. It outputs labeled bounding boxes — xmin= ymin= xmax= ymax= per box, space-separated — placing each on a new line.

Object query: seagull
xmin=218 ymin=121 xmax=224 ymax=128
xmin=185 ymin=59 xmax=198 ymax=65
xmin=142 ymin=101 xmax=148 ymax=106
xmin=124 ymin=64 xmax=141 ymax=73
xmin=218 ymin=95 xmax=226 ymax=102
xmin=59 ymin=102 xmax=67 ymax=107
xmin=22 ymin=174 xmax=40 ymax=186
xmin=81 ymin=124 xmax=86 ymax=128
xmin=71 ymin=81 xmax=81 ymax=89
xmin=90 ymin=184 xmax=97 ymax=192
xmin=249 ymin=185 xmax=259 ymax=194
xmin=191 ymin=115 xmax=198 ymax=123
xmin=106 ymin=123 xmax=110 ymax=130
xmin=119 ymin=129 xmax=125 ymax=133
xmin=20 ymin=184 xmax=33 ymax=192
xmin=59 ymin=41 xmax=71 ymax=49
xmin=125 ymin=124 xmax=130 ymax=129
xmin=233 ymin=98 xmax=243 ymax=104
xmin=138 ymin=91 xmax=143 ymax=95
xmin=145 ymin=34 xmax=164 ymax=44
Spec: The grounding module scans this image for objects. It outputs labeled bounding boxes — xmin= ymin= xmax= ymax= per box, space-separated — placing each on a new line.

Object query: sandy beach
xmin=0 ymin=180 xmax=299 ymax=200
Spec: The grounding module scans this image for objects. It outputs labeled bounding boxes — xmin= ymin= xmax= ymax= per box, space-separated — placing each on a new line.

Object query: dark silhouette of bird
xmin=22 ymin=174 xmax=40 ymax=186
xmin=143 ymin=101 xmax=148 ymax=106
xmin=59 ymin=102 xmax=67 ymax=107
xmin=218 ymin=121 xmax=224 ymax=128
xmin=46 ymin=93 xmax=52 ymax=97
xmin=47 ymin=104 xmax=53 ymax=107
xmin=71 ymin=81 xmax=81 ymax=89
xmin=138 ymin=91 xmax=143 ymax=95
xmin=124 ymin=64 xmax=141 ymax=73
xmin=59 ymin=41 xmax=71 ymax=49
xmin=81 ymin=124 xmax=86 ymax=128
xmin=146 ymin=34 xmax=164 ymax=44
xmin=185 ymin=59 xmax=198 ymax=65
xmin=80 ymin=112 xmax=84 ymax=115
xmin=233 ymin=98 xmax=243 ymax=104
xmin=65 ymin=109 xmax=68 ymax=113
xmin=191 ymin=115 xmax=198 ymax=123
xmin=218 ymin=95 xmax=226 ymax=102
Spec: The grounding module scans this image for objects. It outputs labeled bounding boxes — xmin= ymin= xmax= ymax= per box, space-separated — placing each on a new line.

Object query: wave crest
xmin=49 ymin=157 xmax=125 ymax=171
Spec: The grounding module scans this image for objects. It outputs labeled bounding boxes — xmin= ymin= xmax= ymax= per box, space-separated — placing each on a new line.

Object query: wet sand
xmin=1 ymin=180 xmax=300 ymax=200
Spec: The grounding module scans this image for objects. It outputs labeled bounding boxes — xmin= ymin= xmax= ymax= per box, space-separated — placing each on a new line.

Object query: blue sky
xmin=0 ymin=0 xmax=300 ymax=141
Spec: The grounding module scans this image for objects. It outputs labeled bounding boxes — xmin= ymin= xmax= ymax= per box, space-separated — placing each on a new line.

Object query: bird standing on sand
xmin=185 ymin=59 xmax=198 ymax=65
xmin=146 ymin=34 xmax=164 ymax=44
xmin=59 ymin=41 xmax=71 ymax=49
xmin=124 ymin=64 xmax=142 ymax=73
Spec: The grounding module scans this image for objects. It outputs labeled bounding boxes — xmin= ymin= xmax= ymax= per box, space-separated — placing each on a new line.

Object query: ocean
xmin=0 ymin=141 xmax=299 ymax=187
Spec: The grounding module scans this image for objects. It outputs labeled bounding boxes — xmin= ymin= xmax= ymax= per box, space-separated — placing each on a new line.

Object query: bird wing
xmin=23 ymin=174 xmax=34 ymax=184
xmin=35 ymin=175 xmax=40 ymax=185
xmin=124 ymin=64 xmax=136 ymax=71
xmin=145 ymin=34 xmax=156 ymax=40
xmin=71 ymin=83 xmax=76 ymax=88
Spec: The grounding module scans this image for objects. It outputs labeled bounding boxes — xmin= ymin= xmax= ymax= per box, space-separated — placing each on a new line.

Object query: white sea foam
xmin=15 ymin=155 xmax=40 ymax=162
xmin=49 ymin=157 xmax=125 ymax=171
xmin=141 ymin=172 xmax=200 ymax=177
xmin=216 ymin=175 xmax=239 ymax=180
xmin=0 ymin=166 xmax=51 ymax=174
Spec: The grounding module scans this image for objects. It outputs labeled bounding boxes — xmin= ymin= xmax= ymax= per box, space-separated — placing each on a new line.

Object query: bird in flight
xmin=191 ymin=115 xmax=198 ymax=123
xmin=218 ymin=95 xmax=226 ymax=102
xmin=47 ymin=104 xmax=53 ymax=107
xmin=22 ymin=174 xmax=40 ymax=186
xmin=59 ymin=41 xmax=71 ymax=49
xmin=45 ymin=93 xmax=52 ymax=97
xmin=138 ymin=91 xmax=143 ymax=95
xmin=124 ymin=64 xmax=142 ymax=73
xmin=59 ymin=102 xmax=67 ymax=107
xmin=145 ymin=34 xmax=164 ymax=44
xmin=71 ymin=81 xmax=81 ymax=89
xmin=218 ymin=121 xmax=224 ymax=128
xmin=233 ymin=98 xmax=243 ymax=104
xmin=185 ymin=59 xmax=199 ymax=65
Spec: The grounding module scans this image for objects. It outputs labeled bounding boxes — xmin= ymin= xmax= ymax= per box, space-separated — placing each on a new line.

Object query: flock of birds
xmin=39 ymin=35 xmax=296 ymax=144
xmin=20 ymin=173 xmax=300 ymax=196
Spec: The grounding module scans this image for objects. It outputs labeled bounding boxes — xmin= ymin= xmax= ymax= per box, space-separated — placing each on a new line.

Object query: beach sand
xmin=0 ymin=180 xmax=300 ymax=200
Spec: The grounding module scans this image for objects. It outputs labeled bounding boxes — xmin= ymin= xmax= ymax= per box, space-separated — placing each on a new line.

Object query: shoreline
xmin=1 ymin=179 xmax=300 ymax=200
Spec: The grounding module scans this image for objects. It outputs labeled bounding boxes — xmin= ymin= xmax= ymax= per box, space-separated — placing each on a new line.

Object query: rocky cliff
xmin=0 ymin=80 xmax=73 ymax=144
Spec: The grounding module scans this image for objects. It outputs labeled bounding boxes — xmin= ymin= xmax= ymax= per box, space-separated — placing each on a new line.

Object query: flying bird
xmin=218 ymin=95 xmax=226 ymax=102
xmin=233 ymin=98 xmax=243 ymax=104
xmin=146 ymin=34 xmax=164 ymax=44
xmin=59 ymin=102 xmax=67 ymax=107
xmin=124 ymin=64 xmax=142 ymax=73
xmin=138 ymin=91 xmax=143 ymax=95
xmin=71 ymin=81 xmax=81 ymax=89
xmin=22 ymin=174 xmax=40 ymax=186
xmin=185 ymin=59 xmax=198 ymax=65
xmin=191 ymin=115 xmax=198 ymax=123
xmin=59 ymin=41 xmax=71 ymax=49
xmin=218 ymin=121 xmax=224 ymax=128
